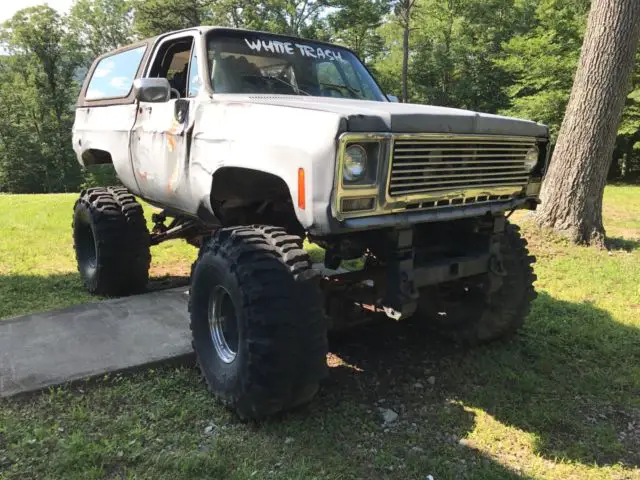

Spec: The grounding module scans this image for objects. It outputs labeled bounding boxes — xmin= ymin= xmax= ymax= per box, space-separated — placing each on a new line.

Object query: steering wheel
xmin=170 ymin=88 xmax=181 ymax=99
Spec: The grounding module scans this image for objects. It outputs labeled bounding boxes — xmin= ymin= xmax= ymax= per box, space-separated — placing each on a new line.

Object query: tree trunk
xmin=402 ymin=23 xmax=410 ymax=103
xmin=535 ymin=0 xmax=640 ymax=246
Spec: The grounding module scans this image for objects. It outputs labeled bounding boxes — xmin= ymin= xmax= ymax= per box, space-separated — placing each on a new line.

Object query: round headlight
xmin=344 ymin=145 xmax=367 ymax=182
xmin=524 ymin=146 xmax=539 ymax=172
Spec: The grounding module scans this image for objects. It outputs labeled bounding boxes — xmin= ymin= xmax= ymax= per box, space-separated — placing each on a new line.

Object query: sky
xmin=0 ymin=0 xmax=73 ymax=23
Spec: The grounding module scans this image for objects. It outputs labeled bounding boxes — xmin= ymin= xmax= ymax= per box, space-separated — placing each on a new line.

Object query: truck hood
xmin=233 ymin=95 xmax=548 ymax=138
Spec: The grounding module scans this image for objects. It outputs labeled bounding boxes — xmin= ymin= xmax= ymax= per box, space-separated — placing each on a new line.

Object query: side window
xmin=188 ymin=47 xmax=201 ymax=97
xmin=86 ymin=46 xmax=146 ymax=100
xmin=148 ymin=37 xmax=194 ymax=98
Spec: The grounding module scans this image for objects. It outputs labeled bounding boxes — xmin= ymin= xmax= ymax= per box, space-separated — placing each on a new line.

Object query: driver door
xmin=130 ymin=33 xmax=201 ymax=210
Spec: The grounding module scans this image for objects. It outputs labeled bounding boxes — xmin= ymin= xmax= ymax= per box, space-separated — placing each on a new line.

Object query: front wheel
xmin=416 ymin=223 xmax=537 ymax=345
xmin=189 ymin=226 xmax=328 ymax=419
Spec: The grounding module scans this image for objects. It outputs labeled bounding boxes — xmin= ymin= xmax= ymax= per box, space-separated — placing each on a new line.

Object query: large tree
xmin=535 ymin=0 xmax=640 ymax=245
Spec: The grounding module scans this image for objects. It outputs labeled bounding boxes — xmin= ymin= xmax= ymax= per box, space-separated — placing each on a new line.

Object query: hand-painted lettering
xmin=272 ymin=41 xmax=285 ymax=54
xmin=244 ymin=38 xmax=262 ymax=51
xmin=245 ymin=37 xmax=344 ymax=61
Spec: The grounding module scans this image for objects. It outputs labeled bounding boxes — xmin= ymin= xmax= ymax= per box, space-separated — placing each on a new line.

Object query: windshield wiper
xmin=319 ymin=82 xmax=361 ymax=98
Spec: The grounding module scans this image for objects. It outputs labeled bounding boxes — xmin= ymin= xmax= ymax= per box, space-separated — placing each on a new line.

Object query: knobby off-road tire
xmin=72 ymin=187 xmax=151 ymax=296
xmin=189 ymin=226 xmax=328 ymax=419
xmin=416 ymin=223 xmax=537 ymax=345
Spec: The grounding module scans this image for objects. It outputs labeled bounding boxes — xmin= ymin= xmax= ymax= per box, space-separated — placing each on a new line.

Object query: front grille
xmin=388 ymin=136 xmax=535 ymax=198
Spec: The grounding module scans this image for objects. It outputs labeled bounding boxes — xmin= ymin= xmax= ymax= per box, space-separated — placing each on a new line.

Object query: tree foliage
xmin=0 ymin=6 xmax=83 ymax=193
xmin=0 ymin=0 xmax=638 ymax=193
xmin=498 ymin=0 xmax=590 ymax=137
xmin=327 ymin=0 xmax=389 ymax=63
xmin=69 ymin=0 xmax=134 ymax=60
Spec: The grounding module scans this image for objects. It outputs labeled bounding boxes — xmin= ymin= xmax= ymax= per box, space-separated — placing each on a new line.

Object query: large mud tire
xmin=189 ymin=226 xmax=328 ymax=419
xmin=72 ymin=187 xmax=150 ymax=296
xmin=416 ymin=223 xmax=537 ymax=345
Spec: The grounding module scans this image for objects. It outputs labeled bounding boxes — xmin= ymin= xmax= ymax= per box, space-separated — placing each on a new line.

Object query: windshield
xmin=206 ymin=31 xmax=386 ymax=101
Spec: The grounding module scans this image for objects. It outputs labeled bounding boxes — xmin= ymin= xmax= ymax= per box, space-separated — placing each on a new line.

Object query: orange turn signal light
xmin=298 ymin=168 xmax=305 ymax=210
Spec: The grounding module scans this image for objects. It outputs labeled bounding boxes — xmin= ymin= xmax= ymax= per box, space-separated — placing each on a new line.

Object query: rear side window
xmin=86 ymin=46 xmax=146 ymax=100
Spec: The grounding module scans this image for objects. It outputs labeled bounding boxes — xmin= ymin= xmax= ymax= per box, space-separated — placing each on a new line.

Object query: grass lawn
xmin=1 ymin=186 xmax=639 ymax=479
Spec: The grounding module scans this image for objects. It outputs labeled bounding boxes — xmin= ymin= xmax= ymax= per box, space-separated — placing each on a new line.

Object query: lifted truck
xmin=72 ymin=27 xmax=548 ymax=419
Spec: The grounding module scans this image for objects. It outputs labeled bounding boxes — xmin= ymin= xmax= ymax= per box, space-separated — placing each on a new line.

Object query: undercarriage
xmin=315 ymin=214 xmax=509 ymax=323
xmin=149 ymin=207 xmax=520 ymax=330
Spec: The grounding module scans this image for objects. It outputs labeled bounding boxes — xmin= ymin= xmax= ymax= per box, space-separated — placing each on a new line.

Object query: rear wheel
xmin=416 ymin=223 xmax=537 ymax=345
xmin=189 ymin=226 xmax=328 ymax=419
xmin=72 ymin=187 xmax=150 ymax=296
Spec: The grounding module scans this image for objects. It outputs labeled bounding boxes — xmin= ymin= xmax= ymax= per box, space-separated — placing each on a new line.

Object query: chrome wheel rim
xmin=208 ymin=285 xmax=238 ymax=363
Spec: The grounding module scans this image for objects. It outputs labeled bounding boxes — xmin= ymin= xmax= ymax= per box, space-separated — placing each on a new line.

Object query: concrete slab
xmin=0 ymin=287 xmax=191 ymax=397
xmin=0 ymin=264 xmax=348 ymax=397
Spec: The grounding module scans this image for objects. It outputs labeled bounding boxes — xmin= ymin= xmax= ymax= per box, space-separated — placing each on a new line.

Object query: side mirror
xmin=133 ymin=78 xmax=171 ymax=103
xmin=387 ymin=94 xmax=400 ymax=103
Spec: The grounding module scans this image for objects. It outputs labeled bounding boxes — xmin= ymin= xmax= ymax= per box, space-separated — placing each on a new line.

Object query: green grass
xmin=1 ymin=186 xmax=639 ymax=479
xmin=0 ymin=194 xmax=197 ymax=320
xmin=602 ymin=185 xmax=640 ymax=240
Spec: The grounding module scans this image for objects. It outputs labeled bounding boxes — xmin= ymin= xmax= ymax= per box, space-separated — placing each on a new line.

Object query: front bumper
xmin=340 ymin=196 xmax=536 ymax=231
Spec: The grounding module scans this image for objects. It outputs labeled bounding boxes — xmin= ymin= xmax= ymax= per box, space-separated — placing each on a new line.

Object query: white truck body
xmin=73 ymin=26 xmax=548 ymax=237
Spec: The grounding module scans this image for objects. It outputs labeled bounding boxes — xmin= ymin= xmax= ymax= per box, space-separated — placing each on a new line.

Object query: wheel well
xmin=211 ymin=167 xmax=292 ymax=203
xmin=81 ymin=149 xmax=112 ymax=166
xmin=210 ymin=167 xmax=302 ymax=234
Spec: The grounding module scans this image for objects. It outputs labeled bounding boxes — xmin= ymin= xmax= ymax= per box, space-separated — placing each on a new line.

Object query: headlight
xmin=343 ymin=145 xmax=367 ymax=182
xmin=524 ymin=146 xmax=539 ymax=172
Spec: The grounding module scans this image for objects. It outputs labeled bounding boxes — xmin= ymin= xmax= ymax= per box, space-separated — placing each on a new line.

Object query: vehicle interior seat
xmin=169 ymin=62 xmax=189 ymax=97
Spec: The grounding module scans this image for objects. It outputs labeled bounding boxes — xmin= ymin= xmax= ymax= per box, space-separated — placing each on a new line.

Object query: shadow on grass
xmin=606 ymin=236 xmax=640 ymax=252
xmin=303 ymin=291 xmax=640 ymax=471
xmin=0 ymin=273 xmax=189 ymax=320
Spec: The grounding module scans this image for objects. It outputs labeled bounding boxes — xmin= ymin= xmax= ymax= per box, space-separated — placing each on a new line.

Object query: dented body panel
xmin=191 ymin=98 xmax=343 ymax=229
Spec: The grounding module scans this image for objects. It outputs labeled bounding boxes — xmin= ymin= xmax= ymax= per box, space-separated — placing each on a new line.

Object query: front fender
xmin=189 ymin=99 xmax=343 ymax=229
